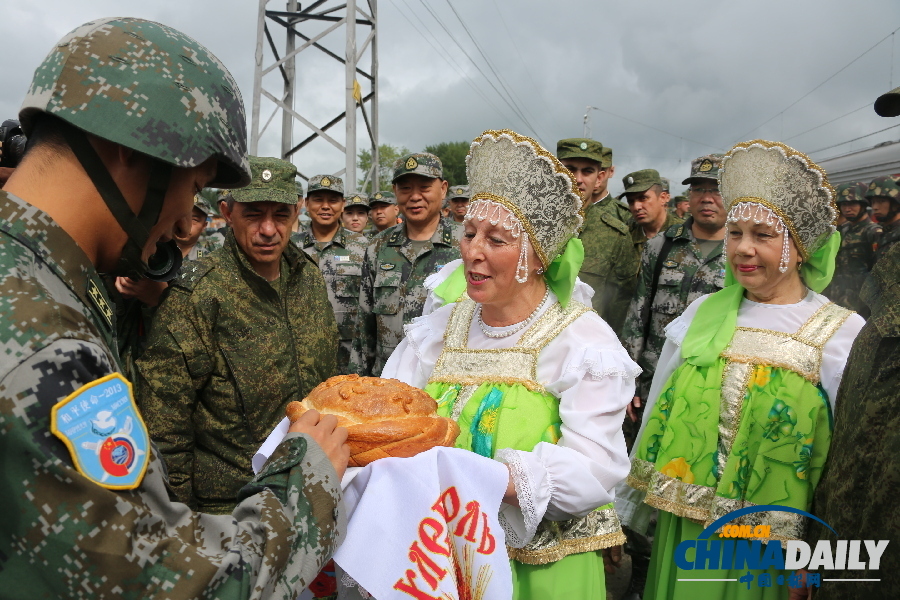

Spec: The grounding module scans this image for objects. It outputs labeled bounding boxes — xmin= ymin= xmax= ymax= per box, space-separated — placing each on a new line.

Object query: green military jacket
xmin=579 ymin=193 xmax=639 ymax=336
xmin=137 ymin=229 xmax=338 ymax=514
xmin=292 ymin=226 xmax=368 ymax=374
xmin=824 ymin=216 xmax=882 ymax=314
xmin=350 ymin=219 xmax=461 ymax=376
xmin=0 ymin=191 xmax=341 ymax=598
xmin=810 ymin=243 xmax=900 ymax=598
xmin=621 ymin=218 xmax=726 ymax=399
xmin=875 ymin=219 xmax=900 ymax=264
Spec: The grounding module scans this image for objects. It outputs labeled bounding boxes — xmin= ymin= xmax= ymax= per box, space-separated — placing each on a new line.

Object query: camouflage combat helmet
xmin=866 ymin=174 xmax=900 ymax=203
xmin=20 ymin=17 xmax=249 ymax=188
xmin=834 ymin=182 xmax=870 ymax=207
xmin=18 ymin=17 xmax=251 ymax=280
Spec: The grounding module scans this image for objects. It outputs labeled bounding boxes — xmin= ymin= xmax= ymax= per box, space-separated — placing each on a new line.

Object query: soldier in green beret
xmin=558 ymin=138 xmax=637 ymax=335
xmin=138 ymin=156 xmax=339 ymax=514
xmin=822 ymin=182 xmax=882 ymax=314
xmin=0 ymin=18 xmax=345 ymax=598
xmin=369 ymin=190 xmax=401 ymax=233
xmin=343 ymin=192 xmax=371 ymax=235
xmin=350 ymin=152 xmax=461 ymax=376
xmin=292 ymin=174 xmax=367 ymax=374
xmin=867 ymin=174 xmax=900 ymax=262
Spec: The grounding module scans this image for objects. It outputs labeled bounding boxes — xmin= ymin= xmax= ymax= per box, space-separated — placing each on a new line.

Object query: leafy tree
xmin=357 ymin=144 xmax=410 ymax=192
xmin=424 ymin=141 xmax=469 ymax=186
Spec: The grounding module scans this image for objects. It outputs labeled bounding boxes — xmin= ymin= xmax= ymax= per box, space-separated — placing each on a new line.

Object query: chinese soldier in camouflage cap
xmin=350 ymin=152 xmax=460 ymax=376
xmin=292 ymin=179 xmax=367 ymax=374
xmin=1 ymin=17 xmax=347 ymax=599
xmin=173 ymin=191 xmax=217 ymax=261
xmin=343 ymin=192 xmax=370 ymax=234
xmin=823 ymin=182 xmax=882 ymax=313
xmin=447 ymin=184 xmax=470 ymax=224
xmin=138 ymin=154 xmax=339 ymax=517
xmin=309 ymin=173 xmax=345 ymax=195
xmin=557 ymin=137 xmax=636 ymax=334
xmin=369 ymin=189 xmax=401 ymax=233
xmin=867 ymin=174 xmax=900 ymax=261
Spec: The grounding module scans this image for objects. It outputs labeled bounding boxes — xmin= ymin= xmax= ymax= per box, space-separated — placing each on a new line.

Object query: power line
xmin=586 ymin=105 xmax=725 ymax=152
xmin=782 ymin=102 xmax=870 ymax=143
xmin=732 ymin=24 xmax=900 ymax=144
xmin=807 ymin=123 xmax=900 ymax=155
xmin=438 ymin=0 xmax=549 ymax=143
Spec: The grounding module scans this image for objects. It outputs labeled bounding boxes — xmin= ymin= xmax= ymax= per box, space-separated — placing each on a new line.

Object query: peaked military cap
xmin=231 ymin=156 xmax=298 ymax=204
xmin=619 ymin=169 xmax=664 ymax=198
xmin=682 ymin=153 xmax=725 ymax=185
xmin=448 ymin=184 xmax=470 ymax=200
xmin=556 ymin=138 xmax=613 ymax=168
xmin=370 ymin=190 xmax=397 ymax=205
xmin=392 ymin=153 xmax=443 ymax=182
xmin=307 ymin=174 xmax=345 ymax=195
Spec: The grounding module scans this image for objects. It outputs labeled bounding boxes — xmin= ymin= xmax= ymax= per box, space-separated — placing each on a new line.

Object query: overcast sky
xmin=2 ymin=0 xmax=899 ymax=195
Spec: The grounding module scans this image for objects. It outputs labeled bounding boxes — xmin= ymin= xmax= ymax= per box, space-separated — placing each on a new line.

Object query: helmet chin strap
xmin=61 ymin=127 xmax=173 ymax=279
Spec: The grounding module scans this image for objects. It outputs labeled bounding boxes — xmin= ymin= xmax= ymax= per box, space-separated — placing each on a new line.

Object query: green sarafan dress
xmin=423 ymin=296 xmax=627 ymax=599
xmin=628 ymin=300 xmax=853 ymax=600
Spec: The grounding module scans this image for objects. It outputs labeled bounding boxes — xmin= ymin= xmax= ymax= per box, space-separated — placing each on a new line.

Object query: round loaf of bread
xmin=286 ymin=374 xmax=460 ymax=466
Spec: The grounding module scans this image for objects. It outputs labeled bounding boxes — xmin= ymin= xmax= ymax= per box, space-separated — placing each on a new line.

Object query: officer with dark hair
xmin=0 ymin=18 xmax=347 ymax=597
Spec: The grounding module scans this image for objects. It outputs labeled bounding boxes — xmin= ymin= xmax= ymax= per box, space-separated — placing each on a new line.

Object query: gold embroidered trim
xmin=508 ymin=531 xmax=627 ymax=565
xmin=718 ymin=361 xmax=752 ymax=477
xmin=430 ymin=374 xmax=544 ymax=393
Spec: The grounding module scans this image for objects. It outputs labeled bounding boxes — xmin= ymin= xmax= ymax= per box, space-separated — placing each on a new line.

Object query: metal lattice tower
xmin=250 ymin=0 xmax=379 ymax=193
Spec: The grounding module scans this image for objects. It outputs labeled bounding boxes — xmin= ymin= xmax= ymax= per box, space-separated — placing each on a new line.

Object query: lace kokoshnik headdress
xmin=719 ymin=140 xmax=838 ymax=273
xmin=464 ymin=130 xmax=585 ymax=283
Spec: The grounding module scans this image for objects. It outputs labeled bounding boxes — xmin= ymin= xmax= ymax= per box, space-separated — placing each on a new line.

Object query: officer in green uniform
xmin=867 ymin=174 xmax=900 ymax=263
xmin=620 ymin=169 xmax=683 ymax=256
xmin=369 ymin=190 xmax=401 ymax=233
xmin=343 ymin=191 xmax=370 ymax=235
xmin=810 ymin=85 xmax=900 ymax=600
xmin=823 ymin=182 xmax=882 ymax=314
xmin=0 ymin=18 xmax=346 ymax=598
xmin=293 ymin=174 xmax=368 ymax=374
xmin=350 ymin=153 xmax=461 ymax=376
xmin=669 ymin=195 xmax=689 ymax=220
xmin=558 ymin=138 xmax=637 ymax=335
xmin=137 ymin=156 xmax=339 ymax=514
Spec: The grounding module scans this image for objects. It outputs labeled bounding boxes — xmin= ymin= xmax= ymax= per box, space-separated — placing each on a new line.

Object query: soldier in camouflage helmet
xmin=822 ymin=182 xmax=882 ymax=314
xmin=349 ymin=152 xmax=460 ymax=376
xmin=867 ymin=174 xmax=900 ymax=262
xmin=809 ymin=89 xmax=900 ymax=600
xmin=0 ymin=17 xmax=347 ymax=599
xmin=292 ymin=174 xmax=368 ymax=374
xmin=138 ymin=156 xmax=339 ymax=515
xmin=557 ymin=138 xmax=637 ymax=335
xmin=342 ymin=192 xmax=370 ymax=234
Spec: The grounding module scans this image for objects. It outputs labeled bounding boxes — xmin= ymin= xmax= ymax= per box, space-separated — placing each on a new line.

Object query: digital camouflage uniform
xmin=0 ymin=17 xmax=340 ymax=598
xmin=137 ymin=157 xmax=338 ymax=514
xmin=622 ymin=217 xmax=726 ymax=402
xmin=187 ymin=191 xmax=221 ymax=261
xmin=810 ymin=242 xmax=900 ymax=598
xmin=867 ymin=174 xmax=900 ymax=263
xmin=350 ymin=153 xmax=461 ymax=376
xmin=823 ymin=182 xmax=882 ymax=314
xmin=292 ymin=225 xmax=367 ymax=374
xmin=557 ymin=139 xmax=638 ymax=335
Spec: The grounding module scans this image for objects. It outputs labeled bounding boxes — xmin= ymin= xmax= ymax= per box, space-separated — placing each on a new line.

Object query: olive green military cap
xmin=682 ymin=153 xmax=725 ymax=185
xmin=835 ymin=182 xmax=870 ymax=205
xmin=392 ymin=152 xmax=443 ymax=182
xmin=866 ymin=174 xmax=900 ymax=201
xmin=370 ymin=190 xmax=397 ymax=205
xmin=307 ymin=174 xmax=345 ymax=195
xmin=672 ymin=195 xmax=689 ymax=205
xmin=345 ymin=192 xmax=369 ymax=208
xmin=448 ymin=184 xmax=470 ymax=200
xmin=875 ymin=86 xmax=900 ymax=117
xmin=231 ymin=156 xmax=298 ymax=204
xmin=556 ymin=138 xmax=613 ymax=169
xmin=619 ymin=169 xmax=664 ymax=197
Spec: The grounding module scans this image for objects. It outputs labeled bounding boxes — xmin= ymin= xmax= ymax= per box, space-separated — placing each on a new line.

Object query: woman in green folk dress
xmin=382 ymin=130 xmax=639 ymax=599
xmin=616 ymin=140 xmax=866 ymax=600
